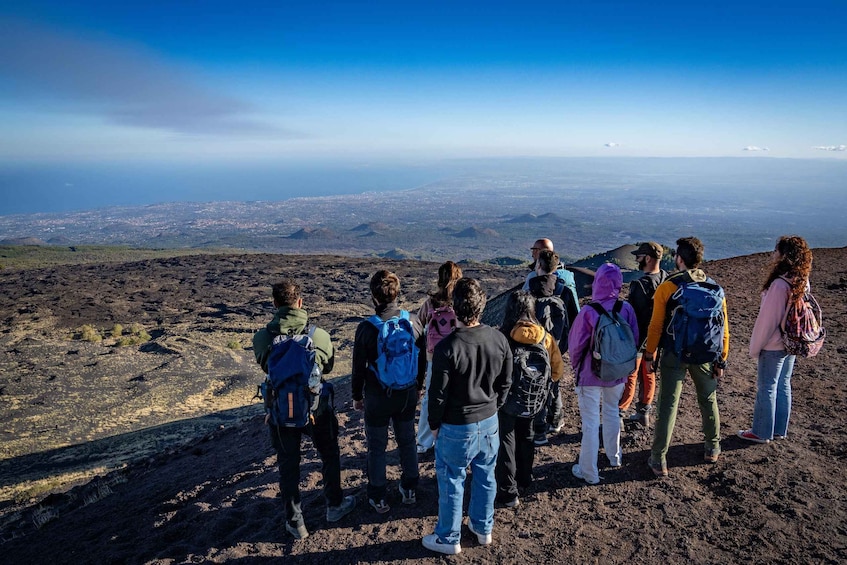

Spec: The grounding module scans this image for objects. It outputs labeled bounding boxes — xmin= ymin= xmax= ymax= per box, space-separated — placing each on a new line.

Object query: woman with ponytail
xmin=416 ymin=261 xmax=463 ymax=454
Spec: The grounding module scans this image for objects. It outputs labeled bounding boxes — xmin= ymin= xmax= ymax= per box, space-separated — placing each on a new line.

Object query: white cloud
xmin=604 ymin=142 xmax=620 ymax=148
xmin=812 ymin=145 xmax=847 ymax=152
xmin=743 ymin=146 xmax=769 ymax=151
xmin=0 ymin=18 xmax=293 ymax=137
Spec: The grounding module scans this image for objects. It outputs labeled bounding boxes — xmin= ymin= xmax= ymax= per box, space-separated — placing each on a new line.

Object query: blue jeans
xmin=434 ymin=413 xmax=499 ymax=545
xmin=751 ymin=350 xmax=796 ymax=440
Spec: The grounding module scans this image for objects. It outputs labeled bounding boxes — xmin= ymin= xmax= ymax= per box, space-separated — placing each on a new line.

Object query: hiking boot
xmin=737 ymin=430 xmax=770 ymax=444
xmin=467 ymin=521 xmax=492 ymax=545
xmin=369 ymin=498 xmax=390 ymax=514
xmin=704 ymin=448 xmax=721 ymax=463
xmin=422 ymin=534 xmax=461 ymax=555
xmin=326 ymin=495 xmax=356 ymax=523
xmin=533 ymin=433 xmax=549 ymax=446
xmin=495 ymin=495 xmax=520 ymax=509
xmin=549 ymin=421 xmax=564 ymax=434
xmin=399 ymin=485 xmax=416 ymax=505
xmin=647 ymin=456 xmax=668 ymax=477
xmin=285 ymin=521 xmax=309 ymax=539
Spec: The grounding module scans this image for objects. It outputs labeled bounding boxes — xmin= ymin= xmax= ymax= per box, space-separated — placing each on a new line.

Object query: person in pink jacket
xmin=738 ymin=235 xmax=813 ymax=444
xmin=568 ymin=263 xmax=639 ymax=484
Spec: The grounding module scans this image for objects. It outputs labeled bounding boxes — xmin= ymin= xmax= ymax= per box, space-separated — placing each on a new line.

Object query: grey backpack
xmin=581 ymin=301 xmax=637 ymax=382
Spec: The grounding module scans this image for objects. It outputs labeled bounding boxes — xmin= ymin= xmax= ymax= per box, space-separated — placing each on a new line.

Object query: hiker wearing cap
xmin=619 ymin=242 xmax=668 ymax=427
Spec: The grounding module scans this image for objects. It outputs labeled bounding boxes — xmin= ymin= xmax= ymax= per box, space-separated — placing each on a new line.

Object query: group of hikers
xmin=252 ymin=233 xmax=821 ymax=554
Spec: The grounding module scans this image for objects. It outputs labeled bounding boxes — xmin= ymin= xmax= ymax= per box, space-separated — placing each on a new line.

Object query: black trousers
xmin=495 ymin=410 xmax=535 ymax=501
xmin=363 ymin=384 xmax=419 ymax=501
xmin=270 ymin=394 xmax=342 ymax=526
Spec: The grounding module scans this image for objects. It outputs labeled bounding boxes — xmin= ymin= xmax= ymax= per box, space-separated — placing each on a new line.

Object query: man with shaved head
xmin=521 ymin=238 xmax=580 ymax=445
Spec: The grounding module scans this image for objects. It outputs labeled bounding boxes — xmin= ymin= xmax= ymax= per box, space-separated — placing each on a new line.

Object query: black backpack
xmin=534 ymin=295 xmax=569 ymax=353
xmin=502 ymin=334 xmax=552 ymax=418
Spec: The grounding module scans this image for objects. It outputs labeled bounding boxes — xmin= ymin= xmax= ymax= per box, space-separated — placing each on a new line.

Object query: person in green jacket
xmin=253 ymin=280 xmax=355 ymax=539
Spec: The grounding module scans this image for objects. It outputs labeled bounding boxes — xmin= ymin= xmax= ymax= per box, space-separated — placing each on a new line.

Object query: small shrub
xmin=80 ymin=324 xmax=102 ymax=343
xmin=226 ymin=340 xmax=241 ymax=350
xmin=129 ymin=323 xmax=151 ymax=341
xmin=110 ymin=323 xmax=124 ymax=339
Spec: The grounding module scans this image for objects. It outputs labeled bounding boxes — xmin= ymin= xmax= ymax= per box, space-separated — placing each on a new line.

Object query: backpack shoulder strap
xmin=587 ymin=302 xmax=610 ymax=318
xmin=612 ymin=300 xmax=623 ymax=316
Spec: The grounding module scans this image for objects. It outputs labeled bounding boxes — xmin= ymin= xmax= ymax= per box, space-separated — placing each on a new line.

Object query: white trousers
xmin=576 ymin=383 xmax=625 ymax=483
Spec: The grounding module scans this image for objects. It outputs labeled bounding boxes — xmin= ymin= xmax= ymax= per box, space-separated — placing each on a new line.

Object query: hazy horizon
xmin=2 ymin=155 xmax=846 ymax=216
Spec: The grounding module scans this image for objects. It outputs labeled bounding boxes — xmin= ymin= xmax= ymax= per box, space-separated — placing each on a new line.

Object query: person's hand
xmin=431 ymin=428 xmax=439 ymax=442
xmin=712 ymin=366 xmax=724 ymax=380
xmin=264 ymin=414 xmax=270 ymax=426
xmin=644 ymin=353 xmax=657 ymax=373
xmin=353 ymin=399 xmax=364 ymax=411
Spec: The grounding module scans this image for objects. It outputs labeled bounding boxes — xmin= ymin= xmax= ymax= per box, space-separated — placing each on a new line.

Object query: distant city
xmin=2 ymin=158 xmax=845 ymax=263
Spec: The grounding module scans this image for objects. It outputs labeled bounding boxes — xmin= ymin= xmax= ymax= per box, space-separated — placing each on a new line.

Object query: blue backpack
xmin=262 ymin=325 xmax=321 ymax=428
xmin=666 ymin=279 xmax=726 ymax=365
xmin=368 ymin=311 xmax=419 ymax=390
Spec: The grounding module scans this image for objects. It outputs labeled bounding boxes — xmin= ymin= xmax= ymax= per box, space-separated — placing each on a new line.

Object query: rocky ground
xmin=1 ymin=249 xmax=845 ymax=564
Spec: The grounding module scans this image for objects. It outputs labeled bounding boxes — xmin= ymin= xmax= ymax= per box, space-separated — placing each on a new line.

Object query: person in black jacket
xmin=619 ymin=242 xmax=668 ymax=426
xmin=422 ymin=278 xmax=512 ymax=555
xmin=352 ymin=270 xmax=426 ymax=515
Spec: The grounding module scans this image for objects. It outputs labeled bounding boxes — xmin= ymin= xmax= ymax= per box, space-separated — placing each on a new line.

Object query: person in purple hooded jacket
xmin=568 ymin=263 xmax=639 ymax=485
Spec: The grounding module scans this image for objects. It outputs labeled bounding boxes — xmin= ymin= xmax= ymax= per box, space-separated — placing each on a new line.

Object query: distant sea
xmin=0 ymin=162 xmax=450 ymax=215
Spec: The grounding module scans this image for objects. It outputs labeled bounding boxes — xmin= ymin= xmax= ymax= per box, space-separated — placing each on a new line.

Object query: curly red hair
xmin=763 ymin=235 xmax=812 ymax=301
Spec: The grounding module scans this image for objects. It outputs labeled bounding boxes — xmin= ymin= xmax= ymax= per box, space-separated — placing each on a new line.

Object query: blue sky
xmin=1 ymin=1 xmax=846 ymax=165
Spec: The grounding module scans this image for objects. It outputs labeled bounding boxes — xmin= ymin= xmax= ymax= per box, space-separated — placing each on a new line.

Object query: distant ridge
xmin=379 ymin=248 xmax=416 ymax=260
xmin=288 ymin=227 xmax=336 ymax=240
xmin=350 ymin=222 xmax=390 ymax=232
xmin=504 ymin=212 xmax=564 ymax=223
xmin=453 ymin=226 xmax=499 ymax=238
xmin=0 ymin=237 xmax=47 ymax=246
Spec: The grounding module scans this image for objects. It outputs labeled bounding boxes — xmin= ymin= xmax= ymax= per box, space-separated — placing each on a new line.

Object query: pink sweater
xmin=749 ymin=277 xmax=791 ymax=358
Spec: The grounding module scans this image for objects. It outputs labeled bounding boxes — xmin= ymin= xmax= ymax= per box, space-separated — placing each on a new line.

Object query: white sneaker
xmin=422 ymin=533 xmax=461 ymax=555
xmin=467 ymin=521 xmax=492 ymax=545
xmin=571 ymin=463 xmax=600 ymax=485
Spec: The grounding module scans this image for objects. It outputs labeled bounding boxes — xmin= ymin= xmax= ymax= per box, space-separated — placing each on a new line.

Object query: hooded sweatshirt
xmin=509 ymin=320 xmax=565 ymax=383
xmin=252 ymin=306 xmax=335 ymax=375
xmin=568 ymin=263 xmax=639 ymax=387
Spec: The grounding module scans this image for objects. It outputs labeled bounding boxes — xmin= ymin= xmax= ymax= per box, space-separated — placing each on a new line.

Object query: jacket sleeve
xmin=645 ymin=280 xmax=675 ymax=355
xmin=428 ymin=347 xmax=450 ymax=431
xmin=313 ymin=327 xmax=335 ymax=374
xmin=351 ymin=321 xmax=370 ymax=401
xmin=495 ymin=336 xmax=513 ymax=408
xmin=417 ymin=298 xmax=433 ymax=327
xmin=410 ymin=312 xmax=428 ymax=389
xmin=749 ymin=281 xmax=789 ymax=359
xmin=545 ymin=332 xmax=565 ymax=382
xmin=568 ymin=309 xmax=592 ymax=377
xmin=252 ymin=328 xmax=272 ymax=374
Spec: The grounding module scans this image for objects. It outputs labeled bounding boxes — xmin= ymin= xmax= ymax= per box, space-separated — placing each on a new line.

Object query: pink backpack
xmin=781 ymin=291 xmax=825 ymax=358
xmin=426 ymin=305 xmax=457 ymax=354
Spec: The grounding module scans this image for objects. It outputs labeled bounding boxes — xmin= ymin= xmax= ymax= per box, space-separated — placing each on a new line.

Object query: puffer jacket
xmin=568 ymin=263 xmax=639 ymax=387
xmin=509 ymin=320 xmax=565 ymax=382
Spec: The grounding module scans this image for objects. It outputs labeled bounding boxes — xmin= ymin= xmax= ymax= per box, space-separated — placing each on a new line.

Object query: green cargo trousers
xmin=650 ymin=351 xmax=721 ymax=464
